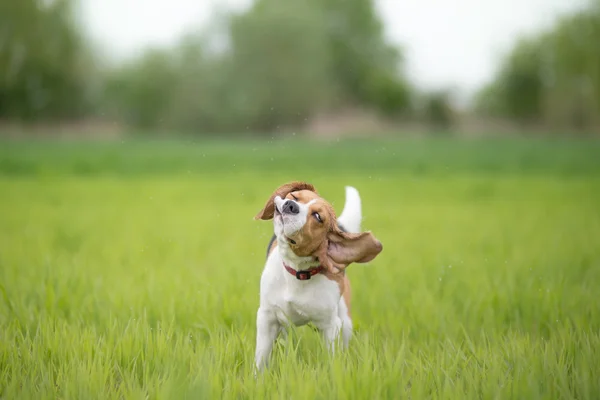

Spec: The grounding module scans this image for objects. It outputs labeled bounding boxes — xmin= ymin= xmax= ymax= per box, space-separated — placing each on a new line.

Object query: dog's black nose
xmin=282 ymin=200 xmax=300 ymax=215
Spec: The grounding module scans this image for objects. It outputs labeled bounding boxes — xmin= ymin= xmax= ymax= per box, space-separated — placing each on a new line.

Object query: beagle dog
xmin=253 ymin=181 xmax=383 ymax=371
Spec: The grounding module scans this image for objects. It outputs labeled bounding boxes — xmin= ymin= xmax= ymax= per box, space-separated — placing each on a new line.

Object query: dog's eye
xmin=291 ymin=194 xmax=298 ymax=201
xmin=312 ymin=212 xmax=322 ymax=223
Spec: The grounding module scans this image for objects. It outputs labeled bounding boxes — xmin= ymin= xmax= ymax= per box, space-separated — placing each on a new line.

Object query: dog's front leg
xmin=254 ymin=307 xmax=280 ymax=372
xmin=319 ymin=316 xmax=343 ymax=354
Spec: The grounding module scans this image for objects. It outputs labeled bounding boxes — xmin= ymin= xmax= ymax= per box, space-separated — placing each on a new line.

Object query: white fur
xmin=338 ymin=186 xmax=362 ymax=233
xmin=254 ymin=186 xmax=362 ymax=371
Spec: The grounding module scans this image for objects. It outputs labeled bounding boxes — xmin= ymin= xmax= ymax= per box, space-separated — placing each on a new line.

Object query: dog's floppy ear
xmin=254 ymin=181 xmax=317 ymax=220
xmin=315 ymin=225 xmax=382 ymax=273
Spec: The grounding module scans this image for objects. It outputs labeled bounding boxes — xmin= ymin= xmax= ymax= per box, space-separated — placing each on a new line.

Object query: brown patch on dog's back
xmin=342 ymin=275 xmax=351 ymax=317
xmin=320 ymin=270 xmax=351 ymax=317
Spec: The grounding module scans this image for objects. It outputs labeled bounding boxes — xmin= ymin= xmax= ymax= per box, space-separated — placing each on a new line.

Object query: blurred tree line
xmin=0 ymin=0 xmax=97 ymax=121
xmin=100 ymin=0 xmax=413 ymax=134
xmin=1 ymin=0 xmax=599 ymax=134
xmin=476 ymin=0 xmax=600 ymax=131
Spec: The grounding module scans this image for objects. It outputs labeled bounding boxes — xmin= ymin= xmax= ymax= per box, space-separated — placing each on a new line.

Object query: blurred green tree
xmin=102 ymin=49 xmax=177 ymax=129
xmin=421 ymin=89 xmax=455 ymax=131
xmin=475 ymin=0 xmax=600 ymax=130
xmin=226 ymin=0 xmax=336 ymax=131
xmin=307 ymin=0 xmax=411 ymax=115
xmin=0 ymin=0 xmax=93 ymax=121
xmin=476 ymin=38 xmax=545 ymax=123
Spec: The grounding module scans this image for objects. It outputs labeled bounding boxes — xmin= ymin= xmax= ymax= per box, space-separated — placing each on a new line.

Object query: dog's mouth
xmin=274 ymin=207 xmax=298 ymax=244
xmin=280 ymin=221 xmax=297 ymax=244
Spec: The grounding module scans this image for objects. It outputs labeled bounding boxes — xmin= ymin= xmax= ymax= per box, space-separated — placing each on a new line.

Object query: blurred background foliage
xmin=0 ymin=0 xmax=599 ymax=135
xmin=475 ymin=0 xmax=600 ymax=131
xmin=0 ymin=0 xmax=97 ymax=121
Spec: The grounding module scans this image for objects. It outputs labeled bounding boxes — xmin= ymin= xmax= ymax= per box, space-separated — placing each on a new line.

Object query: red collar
xmin=283 ymin=262 xmax=324 ymax=280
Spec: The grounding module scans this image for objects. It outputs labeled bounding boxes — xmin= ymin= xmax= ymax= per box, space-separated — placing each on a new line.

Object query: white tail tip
xmin=338 ymin=186 xmax=362 ymax=233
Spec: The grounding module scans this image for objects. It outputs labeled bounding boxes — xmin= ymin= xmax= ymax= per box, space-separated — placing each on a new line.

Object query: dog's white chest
xmin=260 ymin=254 xmax=341 ymax=327
xmin=277 ymin=277 xmax=339 ymax=325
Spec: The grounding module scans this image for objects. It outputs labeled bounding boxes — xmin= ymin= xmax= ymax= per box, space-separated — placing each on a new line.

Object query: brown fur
xmin=342 ymin=275 xmax=351 ymax=317
xmin=281 ymin=189 xmax=332 ymax=258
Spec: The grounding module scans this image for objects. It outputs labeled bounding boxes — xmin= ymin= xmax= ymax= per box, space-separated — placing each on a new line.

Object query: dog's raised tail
xmin=337 ymin=186 xmax=362 ymax=233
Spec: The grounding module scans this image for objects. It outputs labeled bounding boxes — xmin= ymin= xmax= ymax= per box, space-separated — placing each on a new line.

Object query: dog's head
xmin=255 ymin=181 xmax=382 ymax=272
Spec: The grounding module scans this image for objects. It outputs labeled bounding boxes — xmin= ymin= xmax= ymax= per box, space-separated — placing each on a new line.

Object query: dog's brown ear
xmin=254 ymin=181 xmax=317 ymax=220
xmin=316 ymin=225 xmax=382 ymax=272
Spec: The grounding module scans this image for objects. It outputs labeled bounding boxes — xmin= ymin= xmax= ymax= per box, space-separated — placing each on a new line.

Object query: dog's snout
xmin=282 ymin=200 xmax=300 ymax=215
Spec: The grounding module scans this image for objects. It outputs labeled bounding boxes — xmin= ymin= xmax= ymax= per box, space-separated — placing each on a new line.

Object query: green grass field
xmin=1 ymin=137 xmax=600 ymax=399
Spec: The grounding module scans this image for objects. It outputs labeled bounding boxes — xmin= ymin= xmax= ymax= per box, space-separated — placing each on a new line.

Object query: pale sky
xmin=80 ymin=0 xmax=585 ymax=102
